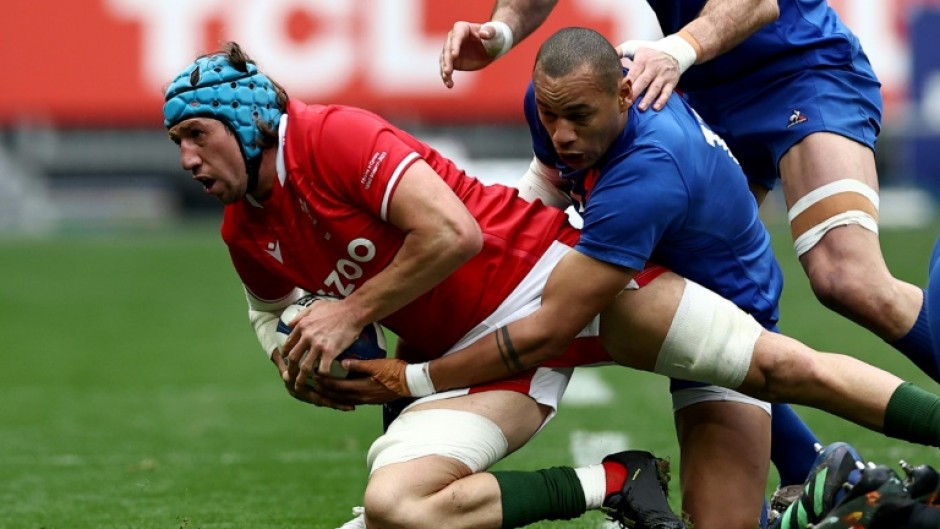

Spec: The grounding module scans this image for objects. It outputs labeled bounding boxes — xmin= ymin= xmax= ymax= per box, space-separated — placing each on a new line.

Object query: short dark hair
xmin=534 ymin=27 xmax=622 ymax=95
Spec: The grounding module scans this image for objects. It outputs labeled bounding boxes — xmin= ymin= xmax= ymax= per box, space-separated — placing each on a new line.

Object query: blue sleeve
xmin=524 ymin=83 xmax=561 ymax=167
xmin=575 ymin=146 xmax=689 ymax=270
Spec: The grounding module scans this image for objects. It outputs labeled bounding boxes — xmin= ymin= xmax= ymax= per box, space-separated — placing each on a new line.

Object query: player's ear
xmin=618 ymin=78 xmax=634 ymax=112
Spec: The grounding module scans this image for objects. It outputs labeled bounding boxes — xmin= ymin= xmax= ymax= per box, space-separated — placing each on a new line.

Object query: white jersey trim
xmin=276 ymin=114 xmax=289 ymax=187
xmin=380 ymin=152 xmax=420 ymax=221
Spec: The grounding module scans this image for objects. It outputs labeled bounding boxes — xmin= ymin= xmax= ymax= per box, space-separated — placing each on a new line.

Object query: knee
xmin=363 ymin=478 xmax=416 ymax=529
xmin=752 ymin=338 xmax=819 ymax=402
xmin=804 ymin=259 xmax=870 ymax=311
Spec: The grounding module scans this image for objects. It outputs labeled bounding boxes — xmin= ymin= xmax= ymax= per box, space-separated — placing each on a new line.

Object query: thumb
xmin=478 ymin=22 xmax=498 ymax=40
xmin=616 ymin=39 xmax=652 ymax=59
xmin=342 ymin=358 xmax=371 ymax=374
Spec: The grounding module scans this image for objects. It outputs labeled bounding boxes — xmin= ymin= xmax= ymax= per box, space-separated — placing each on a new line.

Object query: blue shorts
xmin=684 ymin=53 xmax=883 ymax=190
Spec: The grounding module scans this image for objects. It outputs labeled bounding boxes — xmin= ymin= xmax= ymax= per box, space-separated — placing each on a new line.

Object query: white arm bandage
xmin=515 ymin=156 xmax=570 ymax=209
xmin=245 ymin=286 xmax=304 ymax=359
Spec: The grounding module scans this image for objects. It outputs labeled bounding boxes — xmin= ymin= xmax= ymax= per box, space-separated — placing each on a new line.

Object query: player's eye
xmin=568 ymin=112 xmax=591 ymax=124
xmin=538 ymin=109 xmax=558 ymax=123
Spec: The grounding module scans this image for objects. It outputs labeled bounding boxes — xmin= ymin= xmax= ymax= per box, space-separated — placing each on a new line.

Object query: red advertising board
xmin=0 ymin=0 xmax=915 ymax=126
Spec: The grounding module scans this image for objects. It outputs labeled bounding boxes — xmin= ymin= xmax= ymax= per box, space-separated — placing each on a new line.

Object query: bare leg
xmin=741 ymin=331 xmax=901 ymax=431
xmin=603 ymin=275 xmax=771 ymax=528
xmin=675 ymin=402 xmax=771 ymax=529
xmin=363 ymin=391 xmax=551 ymax=529
xmin=780 ymin=132 xmax=922 ymax=341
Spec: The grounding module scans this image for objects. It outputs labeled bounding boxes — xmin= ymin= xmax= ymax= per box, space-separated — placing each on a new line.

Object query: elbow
xmin=451 ymin=220 xmax=484 ymax=262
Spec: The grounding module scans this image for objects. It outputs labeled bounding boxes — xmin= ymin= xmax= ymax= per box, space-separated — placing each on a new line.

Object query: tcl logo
xmin=107 ymin=0 xmax=447 ymax=95
xmin=104 ymin=0 xmax=660 ymax=98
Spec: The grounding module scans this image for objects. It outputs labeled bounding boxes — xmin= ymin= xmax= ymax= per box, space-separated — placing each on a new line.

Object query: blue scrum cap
xmin=162 ymin=53 xmax=282 ymax=162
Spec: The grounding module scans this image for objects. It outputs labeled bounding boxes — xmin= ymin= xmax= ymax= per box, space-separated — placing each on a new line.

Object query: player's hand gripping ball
xmin=275 ymin=294 xmax=388 ymax=379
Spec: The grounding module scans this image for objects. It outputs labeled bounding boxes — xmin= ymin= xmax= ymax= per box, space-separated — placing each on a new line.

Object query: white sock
xmin=574 ymin=464 xmax=607 ymax=509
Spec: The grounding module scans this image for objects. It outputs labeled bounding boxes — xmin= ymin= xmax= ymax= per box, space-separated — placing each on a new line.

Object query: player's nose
xmin=179 ymin=143 xmax=201 ymax=172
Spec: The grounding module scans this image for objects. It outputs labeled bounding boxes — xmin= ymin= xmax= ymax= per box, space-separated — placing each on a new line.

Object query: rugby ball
xmin=275 ymin=294 xmax=388 ymax=379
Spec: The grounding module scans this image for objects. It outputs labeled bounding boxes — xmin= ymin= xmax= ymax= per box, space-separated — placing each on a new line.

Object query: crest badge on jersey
xmin=265 ymin=240 xmax=283 ymax=263
xmin=787 ymin=109 xmax=808 ymax=129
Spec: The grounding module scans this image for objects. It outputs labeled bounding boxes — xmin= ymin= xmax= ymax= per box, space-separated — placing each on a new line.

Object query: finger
xmin=652 ymin=84 xmax=675 ymax=111
xmin=624 ymin=60 xmax=644 ymax=87
xmin=317 ymin=348 xmax=335 ymax=378
xmin=639 ymin=78 xmax=665 ymax=112
xmin=631 ymin=70 xmax=657 ymax=110
xmin=295 ymin=349 xmax=317 ymax=392
xmin=341 ymin=358 xmax=371 ymax=375
xmin=617 ymin=40 xmax=640 ymax=59
xmin=297 ymin=385 xmax=355 ymax=411
xmin=314 ymin=376 xmax=372 ymax=403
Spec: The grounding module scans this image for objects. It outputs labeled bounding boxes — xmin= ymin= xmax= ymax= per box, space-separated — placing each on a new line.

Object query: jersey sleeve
xmin=575 ymin=146 xmax=689 ymax=271
xmin=316 ymin=109 xmax=422 ymax=222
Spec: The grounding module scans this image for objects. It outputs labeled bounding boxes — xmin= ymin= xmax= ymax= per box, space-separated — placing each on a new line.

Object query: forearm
xmin=425 ymin=250 xmax=634 ymax=393
xmin=515 ymin=156 xmax=570 ymax=209
xmin=491 ymin=0 xmax=558 ymax=46
xmin=683 ymin=0 xmax=779 ymax=63
xmin=428 ymin=312 xmax=572 ymax=391
xmin=342 ymin=228 xmax=480 ymax=330
xmin=245 ymin=286 xmax=304 ymax=359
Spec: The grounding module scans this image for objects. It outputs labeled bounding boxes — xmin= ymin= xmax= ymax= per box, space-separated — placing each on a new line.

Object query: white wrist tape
xmin=516 ymin=156 xmax=570 ymax=209
xmin=619 ymin=34 xmax=697 ymax=74
xmin=249 ymin=309 xmax=281 ymax=359
xmin=481 ymin=21 xmax=514 ymax=58
xmin=405 ymin=362 xmax=436 ymax=397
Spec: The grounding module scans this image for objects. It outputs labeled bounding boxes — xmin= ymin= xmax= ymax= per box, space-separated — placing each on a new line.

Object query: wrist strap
xmin=481 ymin=20 xmax=514 ymax=58
xmin=660 ymin=33 xmax=698 ymax=73
xmin=405 ymin=362 xmax=436 ymax=397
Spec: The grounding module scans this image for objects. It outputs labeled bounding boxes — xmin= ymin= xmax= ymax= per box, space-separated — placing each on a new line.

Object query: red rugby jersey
xmin=222 ymin=100 xmax=578 ymax=359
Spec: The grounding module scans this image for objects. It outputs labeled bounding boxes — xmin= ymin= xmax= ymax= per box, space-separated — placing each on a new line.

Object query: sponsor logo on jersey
xmin=265 ymin=240 xmax=283 ymax=264
xmin=787 ymin=109 xmax=808 ymax=129
xmin=362 ymin=151 xmax=387 ymax=190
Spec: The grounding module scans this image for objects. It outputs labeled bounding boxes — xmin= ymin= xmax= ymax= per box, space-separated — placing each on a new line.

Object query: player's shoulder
xmin=287 ymin=101 xmax=390 ymax=136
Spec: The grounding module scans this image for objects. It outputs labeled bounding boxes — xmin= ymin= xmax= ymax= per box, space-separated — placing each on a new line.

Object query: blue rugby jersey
xmin=648 ymin=0 xmax=862 ymax=92
xmin=524 ymin=83 xmax=783 ymax=328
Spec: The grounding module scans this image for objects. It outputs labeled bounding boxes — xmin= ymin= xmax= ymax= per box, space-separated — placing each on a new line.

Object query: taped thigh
xmin=367 ymin=409 xmax=509 ymax=475
xmin=654 ymin=278 xmax=762 ymax=389
xmin=787 ymin=179 xmax=879 ymax=257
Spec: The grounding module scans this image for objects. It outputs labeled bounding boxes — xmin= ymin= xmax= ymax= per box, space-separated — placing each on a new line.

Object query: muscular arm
xmin=286 ymin=159 xmax=483 ymax=382
xmin=343 ymin=159 xmax=483 ymax=327
xmin=683 ymin=0 xmax=779 ymax=63
xmin=490 ymin=0 xmax=558 ymax=47
xmin=427 ymin=250 xmax=634 ymax=391
xmin=440 ymin=0 xmax=558 ymax=87
xmin=622 ymin=0 xmax=779 ymax=111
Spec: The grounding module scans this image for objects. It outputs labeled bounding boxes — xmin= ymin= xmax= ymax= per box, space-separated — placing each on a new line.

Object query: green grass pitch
xmin=0 ymin=220 xmax=937 ymax=528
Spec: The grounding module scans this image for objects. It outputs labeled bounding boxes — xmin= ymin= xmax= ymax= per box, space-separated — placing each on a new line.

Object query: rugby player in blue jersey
xmin=439 ymin=1 xmax=938 ymax=524
xmin=323 ymin=31 xmax=940 ymax=527
xmin=439 ymin=1 xmax=935 ymax=387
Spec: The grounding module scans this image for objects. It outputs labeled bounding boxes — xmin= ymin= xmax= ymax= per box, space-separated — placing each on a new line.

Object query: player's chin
xmin=558 ymin=152 xmax=593 ymax=170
